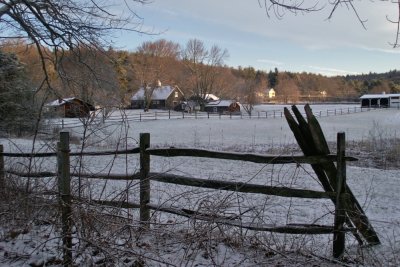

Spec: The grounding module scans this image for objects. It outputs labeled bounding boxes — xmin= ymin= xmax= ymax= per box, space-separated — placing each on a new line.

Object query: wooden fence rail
xmin=1 ymin=131 xmax=357 ymax=259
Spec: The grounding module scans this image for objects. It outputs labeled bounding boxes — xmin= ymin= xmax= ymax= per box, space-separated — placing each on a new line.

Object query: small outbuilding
xmin=360 ymin=93 xmax=400 ymax=108
xmin=131 ymin=85 xmax=184 ymax=110
xmin=45 ymin=97 xmax=95 ymax=118
xmin=204 ymin=100 xmax=241 ymax=114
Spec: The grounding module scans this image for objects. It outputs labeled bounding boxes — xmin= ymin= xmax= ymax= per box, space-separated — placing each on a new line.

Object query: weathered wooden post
xmin=168 ymin=109 xmax=171 ymax=119
xmin=0 ymin=145 xmax=4 ymax=194
xmin=57 ymin=132 xmax=72 ymax=266
xmin=140 ymin=133 xmax=150 ymax=228
xmin=333 ymin=132 xmax=346 ymax=258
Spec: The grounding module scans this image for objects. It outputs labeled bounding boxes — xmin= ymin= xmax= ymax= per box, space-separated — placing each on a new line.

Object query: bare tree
xmin=275 ymin=72 xmax=300 ymax=103
xmin=260 ymin=0 xmax=400 ymax=48
xmin=138 ymin=39 xmax=181 ymax=58
xmin=0 ymin=0 xmax=148 ymax=94
xmin=182 ymin=39 xmax=229 ymax=109
xmin=237 ymin=67 xmax=265 ymax=116
xmin=133 ymin=39 xmax=181 ymax=110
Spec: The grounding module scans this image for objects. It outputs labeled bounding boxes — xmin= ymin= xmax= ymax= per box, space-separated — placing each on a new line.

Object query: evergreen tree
xmin=268 ymin=67 xmax=279 ymax=88
xmin=0 ymin=50 xmax=35 ymax=136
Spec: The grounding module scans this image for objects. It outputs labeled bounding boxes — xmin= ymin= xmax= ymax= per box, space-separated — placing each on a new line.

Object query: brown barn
xmin=45 ymin=97 xmax=95 ymax=118
xmin=204 ymin=100 xmax=241 ymax=114
xmin=131 ymin=85 xmax=185 ymax=110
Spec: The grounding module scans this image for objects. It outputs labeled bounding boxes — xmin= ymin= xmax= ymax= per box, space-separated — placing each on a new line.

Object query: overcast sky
xmin=114 ymin=0 xmax=399 ymax=76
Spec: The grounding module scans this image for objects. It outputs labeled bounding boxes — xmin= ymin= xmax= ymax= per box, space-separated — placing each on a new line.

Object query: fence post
xmin=169 ymin=109 xmax=171 ymax=119
xmin=140 ymin=133 xmax=150 ymax=228
xmin=0 ymin=145 xmax=4 ymax=194
xmin=333 ymin=132 xmax=346 ymax=258
xmin=57 ymin=132 xmax=72 ymax=266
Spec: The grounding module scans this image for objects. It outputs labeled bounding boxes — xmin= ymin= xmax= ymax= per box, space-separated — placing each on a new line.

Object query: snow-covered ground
xmin=1 ymin=104 xmax=400 ymax=266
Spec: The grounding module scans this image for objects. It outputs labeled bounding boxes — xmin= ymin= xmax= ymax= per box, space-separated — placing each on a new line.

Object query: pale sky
xmin=114 ymin=0 xmax=400 ymax=76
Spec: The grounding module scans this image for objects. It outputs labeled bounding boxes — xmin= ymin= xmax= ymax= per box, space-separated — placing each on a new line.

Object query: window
xmin=175 ymin=91 xmax=179 ymax=98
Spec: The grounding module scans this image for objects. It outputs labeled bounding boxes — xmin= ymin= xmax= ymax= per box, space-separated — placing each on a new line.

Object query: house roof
xmin=131 ymin=85 xmax=182 ymax=101
xmin=205 ymin=100 xmax=235 ymax=107
xmin=46 ymin=97 xmax=95 ymax=111
xmin=205 ymin=93 xmax=220 ymax=101
xmin=360 ymin=93 xmax=400 ymax=99
xmin=46 ymin=97 xmax=81 ymax=107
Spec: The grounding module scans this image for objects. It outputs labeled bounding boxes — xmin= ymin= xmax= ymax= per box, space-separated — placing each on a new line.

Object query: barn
xmin=204 ymin=100 xmax=241 ymax=114
xmin=360 ymin=93 xmax=400 ymax=108
xmin=45 ymin=97 xmax=95 ymax=118
xmin=131 ymin=85 xmax=185 ymax=110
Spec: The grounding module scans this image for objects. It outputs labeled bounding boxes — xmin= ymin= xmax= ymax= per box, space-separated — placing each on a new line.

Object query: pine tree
xmin=0 ymin=50 xmax=35 ymax=136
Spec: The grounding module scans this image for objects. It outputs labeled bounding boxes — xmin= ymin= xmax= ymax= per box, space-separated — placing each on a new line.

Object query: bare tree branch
xmin=260 ymin=0 xmax=400 ymax=47
xmin=386 ymin=1 xmax=400 ymax=48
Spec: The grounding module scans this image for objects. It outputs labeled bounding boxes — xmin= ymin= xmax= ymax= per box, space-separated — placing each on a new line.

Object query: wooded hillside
xmin=2 ymin=39 xmax=400 ymax=108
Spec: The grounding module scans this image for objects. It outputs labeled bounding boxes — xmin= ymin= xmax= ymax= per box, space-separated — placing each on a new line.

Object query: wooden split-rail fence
xmin=0 ymin=104 xmax=380 ymax=265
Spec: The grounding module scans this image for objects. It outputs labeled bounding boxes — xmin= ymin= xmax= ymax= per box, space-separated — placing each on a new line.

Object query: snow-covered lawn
xmin=1 ymin=104 xmax=400 ymax=266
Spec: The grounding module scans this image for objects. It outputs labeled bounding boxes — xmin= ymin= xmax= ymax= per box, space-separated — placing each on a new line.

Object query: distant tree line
xmin=3 ymin=38 xmax=400 ymax=106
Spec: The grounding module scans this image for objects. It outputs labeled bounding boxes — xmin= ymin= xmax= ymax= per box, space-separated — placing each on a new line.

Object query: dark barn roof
xmin=46 ymin=97 xmax=95 ymax=118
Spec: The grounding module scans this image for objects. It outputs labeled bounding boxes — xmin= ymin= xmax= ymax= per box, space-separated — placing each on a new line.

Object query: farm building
xmin=131 ymin=85 xmax=185 ymax=110
xmin=268 ymin=88 xmax=276 ymax=99
xmin=204 ymin=100 xmax=241 ymax=114
xmin=45 ymin=97 xmax=95 ymax=118
xmin=360 ymin=93 xmax=400 ymax=108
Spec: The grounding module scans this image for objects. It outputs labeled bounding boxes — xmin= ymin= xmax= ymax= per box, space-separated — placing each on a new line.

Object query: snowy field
xmin=38 ymin=104 xmax=399 ymax=150
xmin=1 ymin=104 xmax=400 ymax=266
